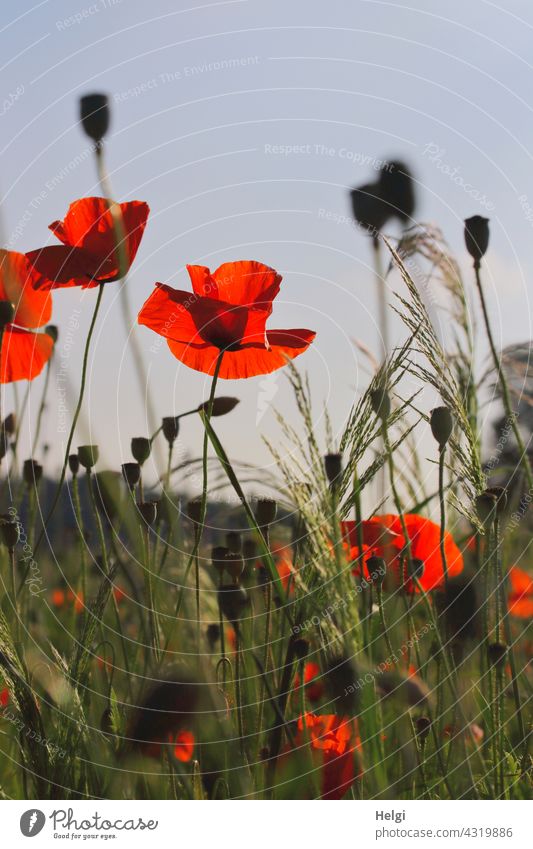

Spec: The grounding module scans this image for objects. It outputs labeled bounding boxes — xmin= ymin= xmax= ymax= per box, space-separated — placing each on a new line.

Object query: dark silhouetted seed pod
xmin=415 ymin=716 xmax=431 ymax=742
xmin=242 ymin=538 xmax=258 ymax=563
xmin=211 ymin=546 xmax=229 ymax=575
xmin=0 ymin=301 xmax=15 ymax=328
xmin=45 ymin=324 xmax=58 ymax=343
xmin=226 ymin=531 xmax=242 ymax=553
xmin=0 ymin=518 xmax=19 ymax=549
xmin=292 ymin=637 xmax=310 ymax=660
xmin=324 ymin=453 xmax=342 ymax=486
xmin=3 ymin=413 xmax=16 ymax=436
xmin=436 ymin=574 xmax=479 ymax=642
xmin=378 ymin=160 xmax=416 ymax=223
xmin=162 ymin=416 xmax=179 ymax=445
xmin=366 ymin=555 xmax=387 ymax=586
xmin=475 ymin=490 xmax=498 ymax=527
xmin=217 ymin=584 xmax=249 ymax=627
xmin=78 ymin=444 xmax=99 ymax=470
xmin=206 ymin=623 xmax=220 ymax=650
xmin=68 ymin=454 xmax=80 ymax=476
xmin=487 ymin=642 xmax=507 ymax=669
xmin=138 ymin=501 xmax=157 ymax=525
xmin=100 ymin=705 xmax=114 ymax=736
xmin=430 ymin=406 xmax=454 ymax=448
xmin=484 ymin=485 xmax=508 ymax=516
xmin=79 ymin=93 xmax=110 ymax=143
xmin=23 ymin=459 xmax=43 ymax=486
xmin=408 ymin=558 xmax=425 ymax=582
xmin=187 ymin=498 xmax=203 ymax=525
xmin=224 ymin=552 xmax=244 ymax=582
xmin=325 ymin=654 xmax=360 ymax=714
xmin=131 ymin=437 xmax=151 ymax=466
xmin=255 ymin=497 xmax=277 ymax=527
xmin=121 ymin=462 xmax=141 ymax=489
xmin=198 ymin=396 xmax=240 ymax=417
xmin=370 ymin=387 xmax=391 ymax=421
xmin=349 ymin=183 xmax=389 ymax=235
xmin=464 ymin=216 xmax=489 ymax=266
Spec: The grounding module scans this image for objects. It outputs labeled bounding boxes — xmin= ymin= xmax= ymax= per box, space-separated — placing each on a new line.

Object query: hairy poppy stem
xmin=33 ymin=283 xmax=105 ymax=559
xmin=32 ymin=350 xmax=53 ymax=456
xmin=438 ymin=445 xmax=449 ymax=592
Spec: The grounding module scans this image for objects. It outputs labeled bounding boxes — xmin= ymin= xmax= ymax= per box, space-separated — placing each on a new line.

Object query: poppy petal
xmin=0 ymin=250 xmax=52 ymax=326
xmin=26 ymin=246 xmax=100 ymax=289
xmin=1 ymin=327 xmax=54 ymax=383
xmin=210 ymin=261 xmax=282 ymax=309
xmin=173 ymin=730 xmax=195 ymax=762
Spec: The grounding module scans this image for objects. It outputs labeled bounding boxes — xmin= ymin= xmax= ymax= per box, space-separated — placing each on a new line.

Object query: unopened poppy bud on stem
xmin=211 ymin=546 xmax=229 ymax=576
xmin=217 ymin=584 xmax=248 ymax=627
xmin=0 ymin=518 xmax=19 ymax=550
xmin=255 ymin=497 xmax=277 ymax=528
xmin=0 ymin=301 xmax=15 ymax=328
xmin=187 ymin=498 xmax=203 ymax=526
xmin=68 ymin=454 xmax=80 ymax=476
xmin=430 ymin=406 xmax=454 ymax=448
xmin=23 ymin=459 xmax=43 ymax=486
xmin=224 ymin=551 xmax=244 ymax=583
xmin=487 ymin=641 xmax=507 ymax=669
xmin=370 ymin=387 xmax=391 ymax=421
xmin=366 ymin=555 xmax=386 ymax=586
xmin=138 ymin=501 xmax=157 ymax=525
xmin=3 ymin=413 xmax=16 ymax=436
xmin=79 ymin=93 xmax=110 ymax=145
xmin=324 ymin=453 xmax=342 ymax=486
xmin=162 ymin=416 xmax=179 ymax=445
xmin=78 ymin=445 xmax=99 ymax=470
xmin=45 ymin=325 xmax=58 ymax=344
xmin=131 ymin=437 xmax=151 ymax=466
xmin=198 ymin=397 xmax=239 ymax=417
xmin=464 ymin=216 xmax=489 ymax=267
xmin=415 ymin=716 xmax=431 ymax=743
xmin=292 ymin=637 xmax=310 ymax=660
xmin=122 ymin=462 xmax=141 ymax=489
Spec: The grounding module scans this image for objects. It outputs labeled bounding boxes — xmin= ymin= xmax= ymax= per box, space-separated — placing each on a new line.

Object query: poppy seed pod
xmin=484 ymin=485 xmax=508 ymax=516
xmin=464 ymin=216 xmax=489 ymax=266
xmin=206 ymin=623 xmax=221 ymax=650
xmin=78 ymin=444 xmax=99 ymax=470
xmin=198 ymin=396 xmax=240 ymax=417
xmin=487 ymin=641 xmax=507 ymax=669
xmin=430 ymin=406 xmax=454 ymax=448
xmin=3 ymin=413 xmax=16 ymax=436
xmin=0 ymin=518 xmax=19 ymax=550
xmin=217 ymin=584 xmax=249 ymax=627
xmin=292 ymin=637 xmax=310 ymax=660
xmin=324 ymin=453 xmax=342 ymax=486
xmin=0 ymin=300 xmax=15 ymax=328
xmin=121 ymin=462 xmax=141 ymax=489
xmin=436 ymin=574 xmax=479 ymax=642
xmin=349 ymin=183 xmax=389 ymax=236
xmin=23 ymin=459 xmax=43 ymax=486
xmin=378 ymin=160 xmax=416 ymax=223
xmin=68 ymin=454 xmax=80 ymax=476
xmin=131 ymin=437 xmax=151 ymax=466
xmin=226 ymin=531 xmax=242 ymax=553
xmin=79 ymin=93 xmax=110 ymax=144
xmin=242 ymin=538 xmax=258 ymax=563
xmin=224 ymin=551 xmax=244 ymax=583
xmin=211 ymin=546 xmax=229 ymax=575
xmin=366 ymin=554 xmax=387 ymax=586
xmin=415 ymin=716 xmax=431 ymax=743
xmin=475 ymin=490 xmax=498 ymax=527
xmin=187 ymin=498 xmax=203 ymax=525
xmin=370 ymin=387 xmax=391 ymax=421
xmin=162 ymin=416 xmax=179 ymax=445
xmin=255 ymin=497 xmax=277 ymax=528
xmin=45 ymin=324 xmax=58 ymax=344
xmin=138 ymin=501 xmax=157 ymax=525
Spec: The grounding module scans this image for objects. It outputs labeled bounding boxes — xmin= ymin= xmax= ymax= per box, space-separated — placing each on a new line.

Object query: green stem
xmin=438 ymin=445 xmax=449 ymax=591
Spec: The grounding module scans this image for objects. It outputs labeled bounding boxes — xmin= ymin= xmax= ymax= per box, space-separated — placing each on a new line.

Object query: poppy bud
xmin=324 ymin=453 xmax=342 ymax=486
xmin=378 ymin=161 xmax=416 ymax=223
xmin=415 ymin=716 xmax=431 ymax=743
xmin=464 ymin=216 xmax=489 ymax=266
xmin=487 ymin=641 xmax=507 ymax=669
xmin=23 ymin=459 xmax=43 ymax=486
xmin=68 ymin=454 xmax=80 ymax=477
xmin=217 ymin=584 xmax=249 ymax=626
xmin=436 ymin=574 xmax=479 ymax=642
xmin=212 ymin=546 xmax=229 ymax=575
xmin=162 ymin=416 xmax=179 ymax=445
xmin=0 ymin=301 xmax=15 ymax=328
xmin=226 ymin=531 xmax=242 ymax=553
xmin=475 ymin=490 xmax=498 ymax=527
xmin=3 ymin=413 xmax=16 ymax=436
xmin=242 ymin=538 xmax=258 ymax=563
xmin=45 ymin=324 xmax=58 ymax=344
xmin=0 ymin=518 xmax=19 ymax=549
xmin=187 ymin=498 xmax=203 ymax=525
xmin=430 ymin=406 xmax=454 ymax=448
xmin=366 ymin=555 xmax=387 ymax=586
xmin=206 ymin=623 xmax=220 ymax=650
xmin=78 ymin=444 xmax=99 ymax=470
xmin=370 ymin=387 xmax=391 ymax=421
xmin=138 ymin=501 xmax=157 ymax=525
xmin=79 ymin=93 xmax=110 ymax=144
xmin=484 ymin=485 xmax=508 ymax=516
xmin=224 ymin=551 xmax=244 ymax=583
xmin=198 ymin=397 xmax=240 ymax=417
xmin=349 ymin=183 xmax=389 ymax=236
xmin=131 ymin=437 xmax=151 ymax=466
xmin=122 ymin=462 xmax=141 ymax=489
xmin=255 ymin=497 xmax=277 ymax=528
xmin=292 ymin=637 xmax=310 ymax=660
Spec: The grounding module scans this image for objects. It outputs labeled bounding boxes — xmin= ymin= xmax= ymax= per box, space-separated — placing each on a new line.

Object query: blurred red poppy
xmin=294 ymin=661 xmax=324 ymax=704
xmin=508 ymin=566 xmax=533 ymax=618
xmin=0 ymin=687 xmax=8 ymax=708
xmin=285 ymin=713 xmax=362 ymax=799
xmin=173 ymin=730 xmax=195 ymax=762
xmin=138 ymin=261 xmax=315 ymax=379
xmin=0 ymin=250 xmax=54 ymax=383
xmin=342 ymin=513 xmax=463 ymax=592
xmin=26 ymin=197 xmax=149 ymax=289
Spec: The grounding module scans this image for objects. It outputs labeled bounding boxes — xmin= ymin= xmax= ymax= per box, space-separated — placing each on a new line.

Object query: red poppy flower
xmin=138 ymin=261 xmax=315 ymax=379
xmin=342 ymin=513 xmax=463 ymax=592
xmin=173 ymin=729 xmax=195 ymax=762
xmin=0 ymin=250 xmax=54 ymax=383
xmin=51 ymin=589 xmax=66 ymax=608
xmin=284 ymin=713 xmax=362 ymax=799
xmin=26 ymin=197 xmax=149 ymax=289
xmin=294 ymin=661 xmax=324 ymax=704
xmin=508 ymin=566 xmax=533 ymax=618
xmin=0 ymin=687 xmax=9 ymax=708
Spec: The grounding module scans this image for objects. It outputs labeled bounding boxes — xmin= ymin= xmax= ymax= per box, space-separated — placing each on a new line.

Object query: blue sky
xmin=2 ymin=0 xmax=533 ymax=489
